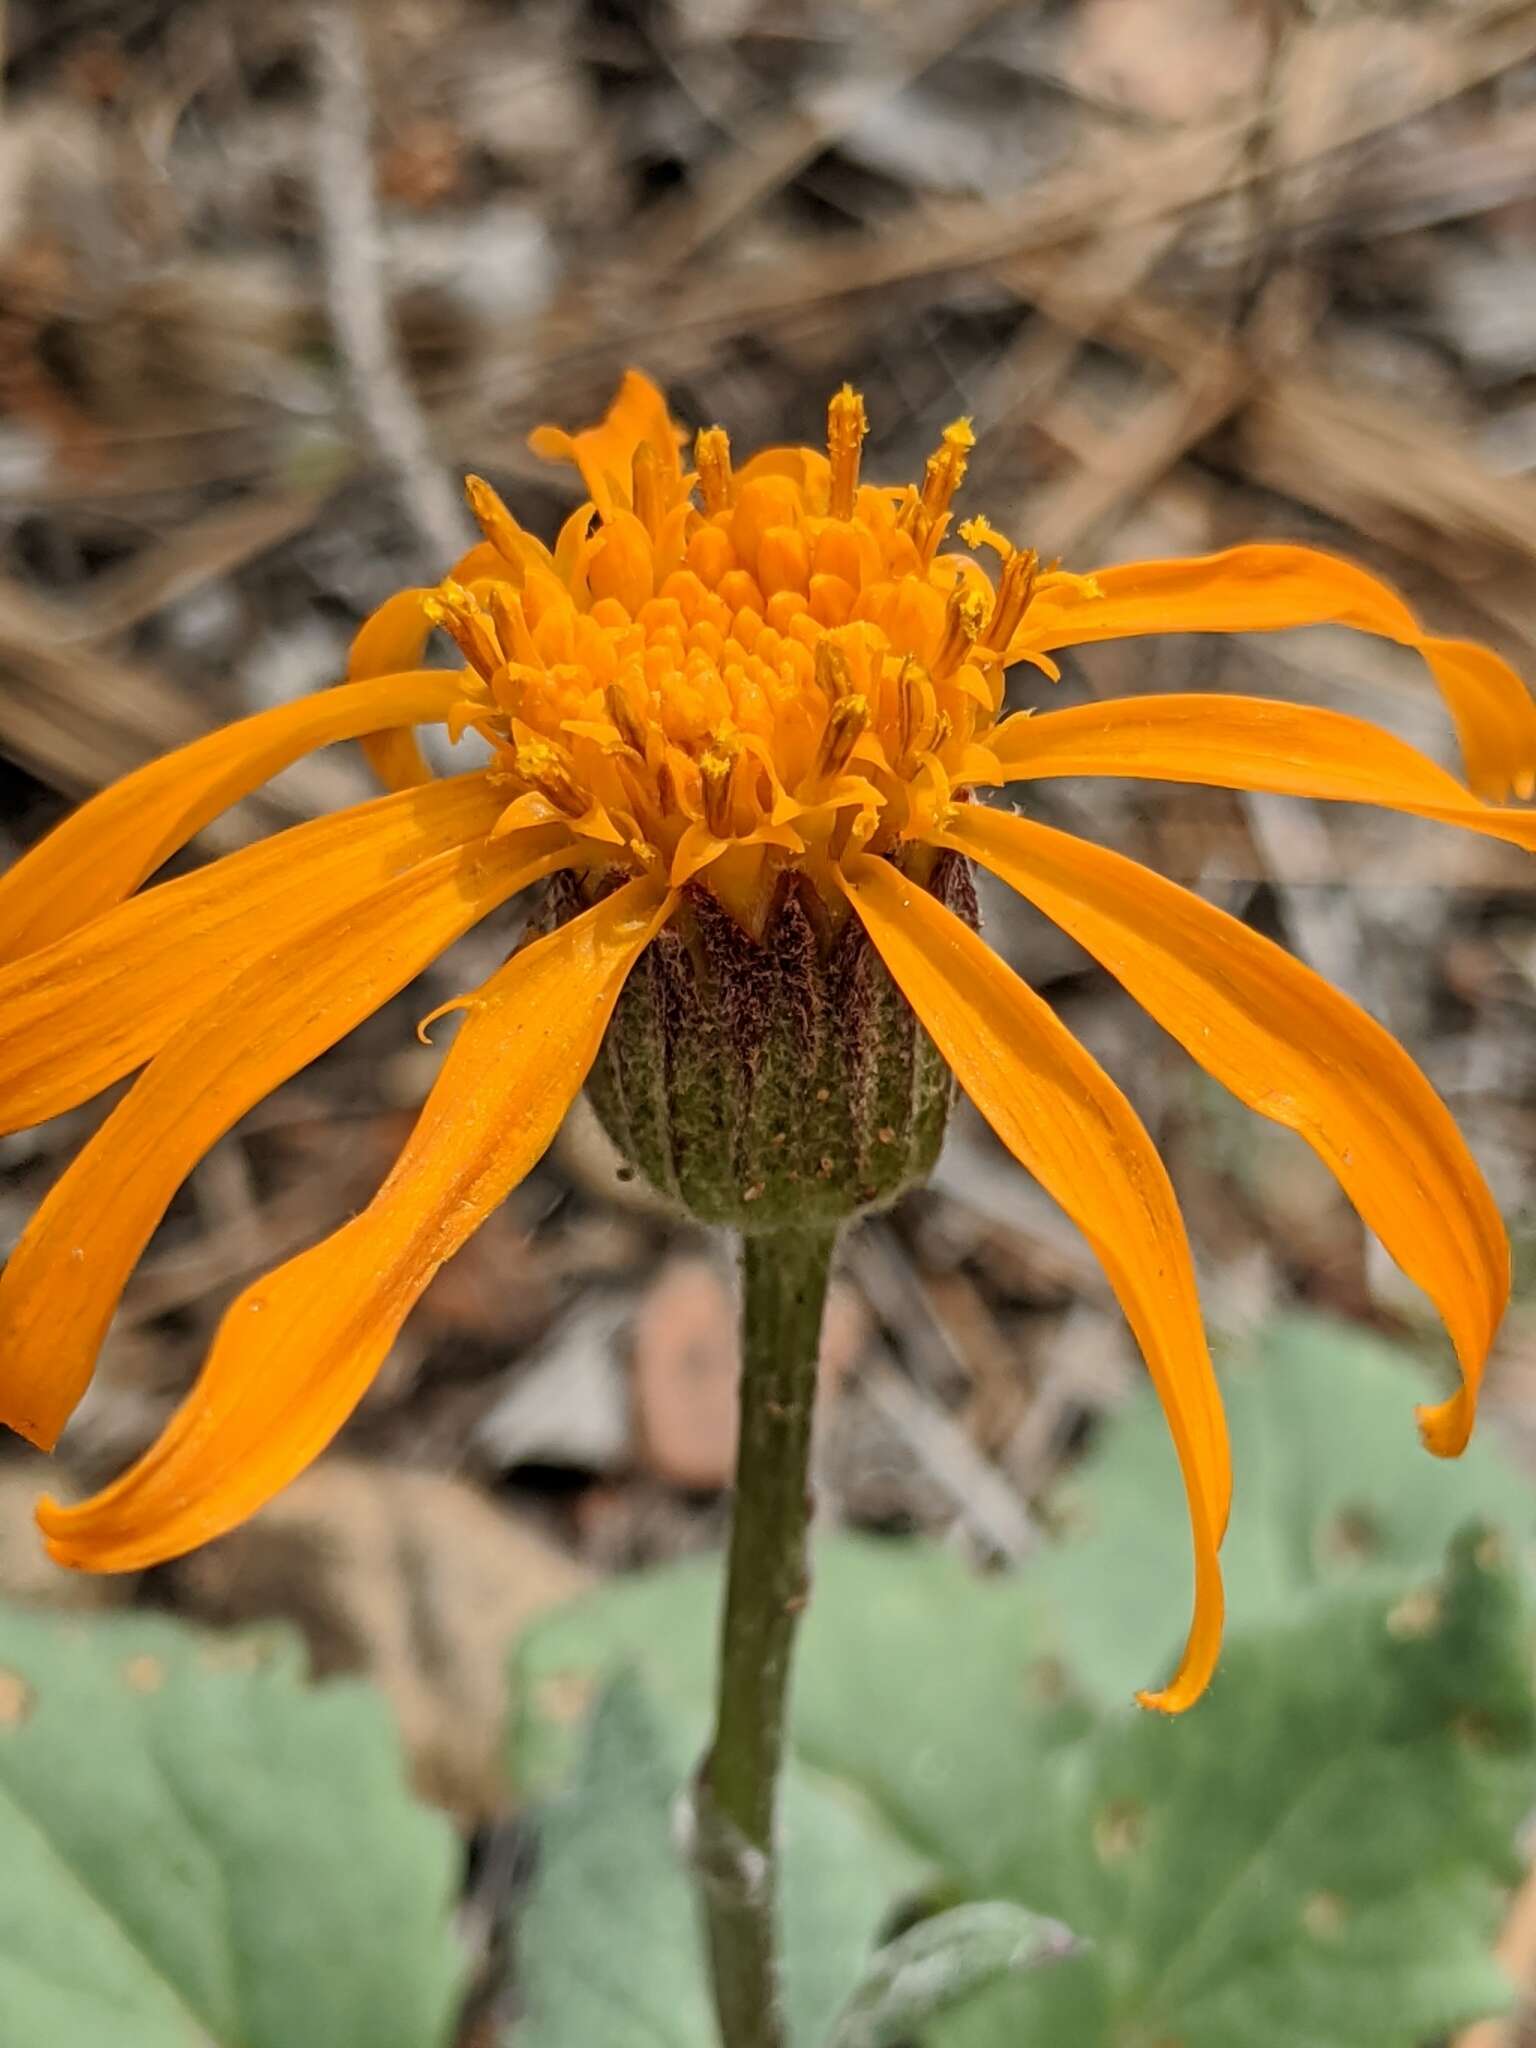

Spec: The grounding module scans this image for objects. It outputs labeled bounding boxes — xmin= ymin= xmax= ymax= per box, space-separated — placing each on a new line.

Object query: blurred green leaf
xmin=510 ymin=1318 xmax=1536 ymax=2048
xmin=0 ymin=1606 xmax=462 ymax=2048
xmin=935 ymin=1530 xmax=1535 ymax=2048
xmin=509 ymin=1676 xmax=714 ymax=2048
xmin=513 ymin=1534 xmax=1077 ymax=1893
xmin=509 ymin=1671 xmax=924 ymax=2048
xmin=1036 ymin=1313 xmax=1536 ymax=1706
xmin=823 ymin=1901 xmax=1079 ymax=2048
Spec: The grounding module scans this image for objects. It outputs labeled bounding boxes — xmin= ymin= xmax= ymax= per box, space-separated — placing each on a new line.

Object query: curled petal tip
xmin=1417 ymin=1390 xmax=1475 ymax=1460
xmin=34 ymin=1496 xmax=88 ymax=1568
xmin=1135 ymin=1645 xmax=1220 ymax=1716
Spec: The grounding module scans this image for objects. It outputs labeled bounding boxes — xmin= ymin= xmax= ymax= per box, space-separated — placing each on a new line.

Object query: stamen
xmin=814 ymin=640 xmax=855 ymax=704
xmin=918 ymin=417 xmax=975 ymax=525
xmin=487 ymin=584 xmax=538 ymax=671
xmin=514 ymin=738 xmax=584 ymax=815
xmin=464 ymin=475 xmax=527 ymax=579
xmin=695 ymin=427 xmax=734 ymax=516
xmin=632 ymin=441 xmax=666 ymax=538
xmin=894 ymin=656 xmax=936 ymax=764
xmin=934 ymin=584 xmax=987 ymax=677
xmin=605 ymin=682 xmax=649 ymax=756
xmin=958 ymin=513 xmax=1013 ymax=562
xmin=816 ymin=693 xmax=868 ymax=778
xmin=700 ymin=746 xmax=736 ymax=835
xmin=826 ymin=385 xmax=868 ymax=521
xmin=987 ymin=547 xmax=1040 ymax=653
xmin=422 ymin=582 xmax=503 ymax=680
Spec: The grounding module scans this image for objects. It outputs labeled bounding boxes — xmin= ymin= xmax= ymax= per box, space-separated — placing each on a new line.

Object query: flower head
xmin=400 ymin=374 xmax=1064 ymax=935
xmin=2 ymin=369 xmax=1533 ymax=1713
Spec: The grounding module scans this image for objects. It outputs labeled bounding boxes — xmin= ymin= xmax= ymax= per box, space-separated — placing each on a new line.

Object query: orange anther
xmin=815 ymin=692 xmax=868 ymax=778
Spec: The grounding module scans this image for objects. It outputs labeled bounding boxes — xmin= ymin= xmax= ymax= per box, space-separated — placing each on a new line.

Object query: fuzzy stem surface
xmin=694 ymin=1226 xmax=837 ymax=2048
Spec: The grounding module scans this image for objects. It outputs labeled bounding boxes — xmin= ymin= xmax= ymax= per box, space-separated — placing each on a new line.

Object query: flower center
xmin=423 ymin=383 xmax=1079 ymax=929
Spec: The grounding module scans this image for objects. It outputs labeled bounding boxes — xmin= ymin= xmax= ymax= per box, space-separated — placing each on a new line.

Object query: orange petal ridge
xmin=0 ymin=826 xmax=572 ymax=1451
xmin=991 ymin=693 xmax=1536 ymax=852
xmin=839 ymin=851 xmax=1228 ymax=1713
xmin=0 ymin=670 xmax=466 ymax=961
xmin=942 ymin=803 xmax=1508 ymax=1460
xmin=34 ymin=874 xmax=674 ymax=1567
xmin=0 ymin=774 xmax=508 ymax=1134
xmin=1017 ymin=545 xmax=1536 ymax=800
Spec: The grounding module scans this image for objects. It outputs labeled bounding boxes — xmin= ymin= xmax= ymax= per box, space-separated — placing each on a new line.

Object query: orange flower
xmin=2 ymin=369 xmax=1531 ymax=1712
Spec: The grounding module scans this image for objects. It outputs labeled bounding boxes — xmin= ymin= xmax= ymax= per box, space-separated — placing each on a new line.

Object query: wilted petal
xmin=0 ymin=775 xmax=509 ymax=1133
xmin=1017 ymin=545 xmax=1536 ymax=799
xmin=35 ymin=874 xmax=674 ymax=1567
xmin=942 ymin=803 xmax=1506 ymax=1460
xmin=0 ymin=671 xmax=465 ymax=959
xmin=991 ymin=693 xmax=1536 ymax=852
xmin=0 ymin=827 xmax=571 ymax=1451
xmin=840 ymin=851 xmax=1227 ymax=1713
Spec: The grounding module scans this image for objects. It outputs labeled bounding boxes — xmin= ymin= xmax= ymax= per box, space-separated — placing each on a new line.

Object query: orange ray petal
xmin=991 ymin=693 xmax=1536 ymax=853
xmin=0 ymin=671 xmax=466 ymax=961
xmin=941 ymin=803 xmax=1506 ymax=1461
xmin=0 ymin=827 xmax=573 ymax=1452
xmin=344 ymin=542 xmax=505 ymax=791
xmin=1016 ymin=545 xmax=1536 ymax=800
xmin=839 ymin=851 xmax=1227 ymax=1713
xmin=34 ymin=874 xmax=675 ymax=1567
xmin=0 ymin=774 xmax=510 ymax=1134
xmin=346 ymin=588 xmax=440 ymax=792
xmin=529 ymin=370 xmax=684 ymax=520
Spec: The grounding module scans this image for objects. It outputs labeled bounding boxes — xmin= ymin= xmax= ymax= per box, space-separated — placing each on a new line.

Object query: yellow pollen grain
xmin=516 ymin=740 xmax=583 ymax=815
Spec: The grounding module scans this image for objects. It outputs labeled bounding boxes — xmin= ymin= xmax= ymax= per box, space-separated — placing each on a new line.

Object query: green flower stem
xmin=694 ymin=1225 xmax=839 ymax=2048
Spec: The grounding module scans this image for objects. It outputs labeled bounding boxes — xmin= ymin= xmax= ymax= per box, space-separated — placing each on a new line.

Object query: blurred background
xmin=4 ymin=0 xmax=1536 ymax=2037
